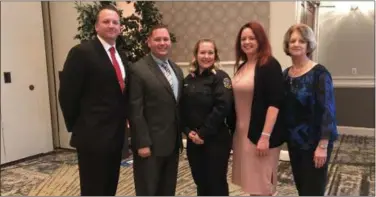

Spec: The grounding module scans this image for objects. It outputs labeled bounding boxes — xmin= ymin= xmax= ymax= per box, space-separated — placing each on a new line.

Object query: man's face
xmin=147 ymin=28 xmax=171 ymax=59
xmin=95 ymin=9 xmax=121 ymax=44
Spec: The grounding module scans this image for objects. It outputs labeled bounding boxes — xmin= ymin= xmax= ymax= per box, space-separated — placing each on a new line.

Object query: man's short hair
xmin=95 ymin=4 xmax=121 ymax=24
xmin=147 ymin=24 xmax=169 ymax=37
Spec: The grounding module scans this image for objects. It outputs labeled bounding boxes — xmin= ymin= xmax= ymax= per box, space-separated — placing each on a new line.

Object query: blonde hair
xmin=189 ymin=39 xmax=221 ymax=76
xmin=283 ymin=23 xmax=317 ymax=57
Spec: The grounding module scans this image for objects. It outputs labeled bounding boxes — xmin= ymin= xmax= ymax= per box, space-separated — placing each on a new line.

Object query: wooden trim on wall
xmin=41 ymin=2 xmax=60 ymax=148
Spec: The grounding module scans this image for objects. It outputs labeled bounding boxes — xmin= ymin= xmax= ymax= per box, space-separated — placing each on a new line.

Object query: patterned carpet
xmin=1 ymin=134 xmax=374 ymax=196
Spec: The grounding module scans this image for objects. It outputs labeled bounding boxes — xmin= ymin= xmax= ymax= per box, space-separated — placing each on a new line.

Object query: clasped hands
xmin=188 ymin=131 xmax=204 ymax=145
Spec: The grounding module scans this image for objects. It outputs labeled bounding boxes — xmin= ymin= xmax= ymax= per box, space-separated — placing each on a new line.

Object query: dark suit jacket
xmin=128 ymin=54 xmax=184 ymax=157
xmin=58 ymin=37 xmax=129 ymax=153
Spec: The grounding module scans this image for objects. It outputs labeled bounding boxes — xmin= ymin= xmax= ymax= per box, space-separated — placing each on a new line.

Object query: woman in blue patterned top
xmin=281 ymin=24 xmax=339 ymax=196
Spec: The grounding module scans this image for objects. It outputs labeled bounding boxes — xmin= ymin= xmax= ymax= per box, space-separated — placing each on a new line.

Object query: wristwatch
xmin=319 ymin=144 xmax=328 ymax=149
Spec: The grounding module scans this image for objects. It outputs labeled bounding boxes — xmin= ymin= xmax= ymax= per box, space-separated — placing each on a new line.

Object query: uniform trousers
xmin=186 ymin=128 xmax=232 ymax=196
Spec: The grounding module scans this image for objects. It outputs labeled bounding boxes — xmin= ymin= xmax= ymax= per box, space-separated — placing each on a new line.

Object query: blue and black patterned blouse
xmin=282 ymin=64 xmax=339 ymax=150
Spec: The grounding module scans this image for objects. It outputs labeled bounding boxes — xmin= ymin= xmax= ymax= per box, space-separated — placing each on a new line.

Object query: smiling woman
xmin=281 ymin=23 xmax=339 ymax=196
xmin=188 ymin=39 xmax=221 ymax=75
xmin=181 ymin=38 xmax=233 ymax=196
xmin=229 ymin=21 xmax=284 ymax=196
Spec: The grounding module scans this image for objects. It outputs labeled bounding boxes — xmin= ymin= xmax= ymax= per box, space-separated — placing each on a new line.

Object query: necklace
xmin=289 ymin=60 xmax=312 ymax=85
xmin=290 ymin=61 xmax=311 ymax=76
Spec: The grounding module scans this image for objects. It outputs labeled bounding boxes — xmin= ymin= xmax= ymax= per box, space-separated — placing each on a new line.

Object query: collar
xmin=151 ymin=53 xmax=169 ymax=65
xmin=97 ymin=35 xmax=116 ymax=52
xmin=194 ymin=68 xmax=212 ymax=77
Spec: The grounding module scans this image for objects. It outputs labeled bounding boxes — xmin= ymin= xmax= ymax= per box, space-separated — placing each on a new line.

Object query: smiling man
xmin=127 ymin=24 xmax=184 ymax=196
xmin=58 ymin=5 xmax=129 ymax=196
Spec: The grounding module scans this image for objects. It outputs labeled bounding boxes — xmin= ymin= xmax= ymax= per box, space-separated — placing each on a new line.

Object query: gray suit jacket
xmin=128 ymin=54 xmax=184 ymax=156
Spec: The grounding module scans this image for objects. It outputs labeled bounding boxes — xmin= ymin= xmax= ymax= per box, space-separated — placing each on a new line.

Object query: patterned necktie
xmin=109 ymin=47 xmax=125 ymax=92
xmin=160 ymin=62 xmax=173 ymax=89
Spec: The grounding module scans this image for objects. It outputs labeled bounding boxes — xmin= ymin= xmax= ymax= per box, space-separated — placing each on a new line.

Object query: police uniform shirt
xmin=181 ymin=68 xmax=233 ymax=138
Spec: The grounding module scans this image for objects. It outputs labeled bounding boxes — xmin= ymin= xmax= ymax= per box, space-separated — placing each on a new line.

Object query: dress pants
xmin=288 ymin=144 xmax=333 ymax=196
xmin=187 ymin=129 xmax=232 ymax=196
xmin=133 ymin=148 xmax=180 ymax=196
xmin=77 ymin=148 xmax=123 ymax=196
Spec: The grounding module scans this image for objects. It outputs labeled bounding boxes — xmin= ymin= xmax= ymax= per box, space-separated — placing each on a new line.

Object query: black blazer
xmin=228 ymin=56 xmax=285 ymax=148
xmin=58 ymin=37 xmax=129 ymax=152
xmin=127 ymin=54 xmax=184 ymax=157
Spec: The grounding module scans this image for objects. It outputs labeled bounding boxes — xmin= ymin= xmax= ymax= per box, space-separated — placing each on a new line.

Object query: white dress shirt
xmin=97 ymin=35 xmax=125 ymax=79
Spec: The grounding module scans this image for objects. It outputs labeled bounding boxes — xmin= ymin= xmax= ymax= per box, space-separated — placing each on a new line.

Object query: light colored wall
xmin=118 ymin=2 xmax=135 ymax=17
xmin=316 ymin=1 xmax=375 ymax=129
xmin=155 ymin=2 xmax=270 ymax=63
xmin=270 ymin=2 xmax=299 ymax=70
xmin=48 ymin=2 xmax=79 ymax=148
xmin=155 ymin=2 xmax=298 ymax=76
xmin=317 ymin=1 xmax=374 ymax=80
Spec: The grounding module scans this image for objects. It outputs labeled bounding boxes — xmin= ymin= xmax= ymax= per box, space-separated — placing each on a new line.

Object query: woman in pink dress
xmin=227 ymin=21 xmax=285 ymax=196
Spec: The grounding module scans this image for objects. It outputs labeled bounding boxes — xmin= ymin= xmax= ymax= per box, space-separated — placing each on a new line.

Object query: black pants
xmin=77 ymin=148 xmax=123 ymax=196
xmin=133 ymin=149 xmax=180 ymax=196
xmin=288 ymin=144 xmax=333 ymax=196
xmin=187 ymin=130 xmax=232 ymax=196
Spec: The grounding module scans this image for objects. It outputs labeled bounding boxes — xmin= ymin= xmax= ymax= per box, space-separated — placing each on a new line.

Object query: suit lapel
xmin=93 ymin=37 xmax=113 ymax=68
xmin=146 ymin=54 xmax=175 ymax=98
xmin=93 ymin=37 xmax=125 ymax=94
xmin=169 ymin=60 xmax=184 ymax=102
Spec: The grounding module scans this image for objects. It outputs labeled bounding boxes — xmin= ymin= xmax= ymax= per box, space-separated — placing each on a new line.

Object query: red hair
xmin=234 ymin=21 xmax=272 ymax=72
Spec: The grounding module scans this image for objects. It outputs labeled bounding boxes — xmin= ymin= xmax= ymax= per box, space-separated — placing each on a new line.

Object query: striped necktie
xmin=160 ymin=62 xmax=173 ymax=89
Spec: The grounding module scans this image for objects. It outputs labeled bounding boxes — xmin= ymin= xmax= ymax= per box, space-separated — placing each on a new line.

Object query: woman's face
xmin=240 ymin=27 xmax=259 ymax=56
xmin=196 ymin=41 xmax=216 ymax=70
xmin=288 ymin=30 xmax=308 ymax=57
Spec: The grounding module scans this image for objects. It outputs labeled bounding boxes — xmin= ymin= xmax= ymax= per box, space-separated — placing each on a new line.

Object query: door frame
xmin=0 ymin=1 xmax=3 ymax=163
xmin=41 ymin=2 xmax=61 ymax=149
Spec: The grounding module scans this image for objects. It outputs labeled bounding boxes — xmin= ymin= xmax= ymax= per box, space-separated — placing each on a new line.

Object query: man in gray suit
xmin=127 ymin=24 xmax=184 ymax=196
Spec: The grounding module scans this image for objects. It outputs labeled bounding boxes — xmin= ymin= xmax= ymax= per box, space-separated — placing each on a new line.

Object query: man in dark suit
xmin=58 ymin=5 xmax=129 ymax=196
xmin=127 ymin=24 xmax=184 ymax=196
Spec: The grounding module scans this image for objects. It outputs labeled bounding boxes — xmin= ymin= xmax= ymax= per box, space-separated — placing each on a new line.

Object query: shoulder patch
xmin=223 ymin=77 xmax=232 ymax=89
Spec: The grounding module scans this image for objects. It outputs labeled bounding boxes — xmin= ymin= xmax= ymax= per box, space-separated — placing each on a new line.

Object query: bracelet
xmin=261 ymin=132 xmax=271 ymax=137
xmin=319 ymin=144 xmax=328 ymax=149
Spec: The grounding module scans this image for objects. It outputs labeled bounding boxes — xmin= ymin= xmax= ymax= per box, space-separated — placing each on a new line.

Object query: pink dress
xmin=231 ymin=64 xmax=280 ymax=195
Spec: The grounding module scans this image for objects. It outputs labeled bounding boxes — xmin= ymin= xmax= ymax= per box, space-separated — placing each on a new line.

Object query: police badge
xmin=223 ymin=78 xmax=232 ymax=89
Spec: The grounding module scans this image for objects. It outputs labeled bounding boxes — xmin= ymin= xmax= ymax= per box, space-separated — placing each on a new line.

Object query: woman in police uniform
xmin=181 ymin=39 xmax=233 ymax=196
